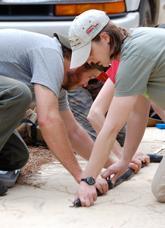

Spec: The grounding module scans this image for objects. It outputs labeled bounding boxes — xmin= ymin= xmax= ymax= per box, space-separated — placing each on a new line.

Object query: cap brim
xmin=54 ymin=33 xmax=71 ymax=49
xmin=70 ymin=42 xmax=91 ymax=69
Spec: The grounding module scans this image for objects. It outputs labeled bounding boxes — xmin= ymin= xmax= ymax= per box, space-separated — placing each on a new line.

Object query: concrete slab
xmin=0 ymin=127 xmax=165 ymax=228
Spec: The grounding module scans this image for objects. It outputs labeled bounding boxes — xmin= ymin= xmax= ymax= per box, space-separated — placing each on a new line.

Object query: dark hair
xmin=93 ymin=21 xmax=129 ymax=59
xmin=61 ymin=45 xmax=71 ymax=59
xmin=53 ymin=33 xmax=71 ymax=59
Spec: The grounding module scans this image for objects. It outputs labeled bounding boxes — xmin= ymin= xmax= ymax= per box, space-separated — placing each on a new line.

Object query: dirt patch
xmin=17 ymin=146 xmax=56 ymax=185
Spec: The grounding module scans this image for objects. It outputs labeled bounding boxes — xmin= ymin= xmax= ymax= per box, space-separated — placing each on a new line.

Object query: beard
xmin=62 ymin=67 xmax=84 ymax=91
xmin=62 ymin=70 xmax=82 ymax=91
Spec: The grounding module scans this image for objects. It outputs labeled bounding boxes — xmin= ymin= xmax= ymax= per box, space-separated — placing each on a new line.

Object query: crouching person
xmin=0 ymin=29 xmax=110 ymax=197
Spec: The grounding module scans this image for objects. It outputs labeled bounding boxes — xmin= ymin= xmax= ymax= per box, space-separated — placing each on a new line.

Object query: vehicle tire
xmin=139 ymin=0 xmax=153 ymax=26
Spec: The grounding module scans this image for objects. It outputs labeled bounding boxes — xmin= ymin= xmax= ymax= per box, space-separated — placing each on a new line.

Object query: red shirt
xmin=106 ymin=60 xmax=120 ymax=84
xmin=97 ymin=60 xmax=120 ymax=84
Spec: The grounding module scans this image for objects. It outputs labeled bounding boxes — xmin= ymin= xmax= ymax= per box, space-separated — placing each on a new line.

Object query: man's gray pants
xmin=0 ymin=76 xmax=32 ymax=171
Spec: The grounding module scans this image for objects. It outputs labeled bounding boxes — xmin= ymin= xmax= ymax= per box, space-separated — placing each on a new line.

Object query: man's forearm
xmin=122 ymin=96 xmax=150 ymax=162
xmin=87 ymin=111 xmax=105 ymax=135
xmin=40 ymin=117 xmax=82 ymax=183
xmin=70 ymin=121 xmax=117 ymax=168
xmin=68 ymin=123 xmax=93 ymax=160
xmin=82 ymin=130 xmax=117 ymax=178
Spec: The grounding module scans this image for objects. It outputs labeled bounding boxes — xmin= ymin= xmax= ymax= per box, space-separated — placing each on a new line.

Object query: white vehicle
xmin=0 ymin=0 xmax=164 ymax=37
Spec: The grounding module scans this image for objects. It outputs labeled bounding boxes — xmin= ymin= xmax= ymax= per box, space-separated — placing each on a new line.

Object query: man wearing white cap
xmin=69 ymin=9 xmax=165 ymax=206
xmin=0 ymin=28 xmax=112 ymax=195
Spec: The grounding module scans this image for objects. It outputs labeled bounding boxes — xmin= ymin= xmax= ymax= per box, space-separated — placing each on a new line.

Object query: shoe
xmin=0 ymin=169 xmax=20 ymax=188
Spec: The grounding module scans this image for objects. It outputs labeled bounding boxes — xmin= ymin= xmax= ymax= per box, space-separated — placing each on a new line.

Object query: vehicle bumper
xmin=0 ymin=12 xmax=140 ymax=37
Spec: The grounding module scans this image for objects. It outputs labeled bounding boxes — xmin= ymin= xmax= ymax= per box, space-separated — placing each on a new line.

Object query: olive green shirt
xmin=115 ymin=27 xmax=165 ymax=109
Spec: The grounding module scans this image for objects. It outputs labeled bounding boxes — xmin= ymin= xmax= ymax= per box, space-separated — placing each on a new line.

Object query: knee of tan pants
xmin=14 ymin=81 xmax=32 ymax=111
xmin=152 ymin=156 xmax=165 ymax=203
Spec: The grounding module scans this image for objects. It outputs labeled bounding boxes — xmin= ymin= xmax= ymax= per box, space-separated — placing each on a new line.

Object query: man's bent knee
xmin=152 ymin=181 xmax=165 ymax=203
xmin=2 ymin=80 xmax=32 ymax=113
xmin=152 ymin=156 xmax=165 ymax=203
xmin=14 ymin=81 xmax=32 ymax=110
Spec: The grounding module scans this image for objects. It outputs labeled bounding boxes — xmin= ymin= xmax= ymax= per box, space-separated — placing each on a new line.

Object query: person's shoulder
xmin=122 ymin=27 xmax=160 ymax=54
xmin=131 ymin=27 xmax=164 ymax=38
xmin=29 ymin=34 xmax=63 ymax=56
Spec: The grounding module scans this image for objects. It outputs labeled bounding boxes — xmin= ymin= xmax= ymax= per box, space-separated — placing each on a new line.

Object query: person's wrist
xmin=80 ymin=176 xmax=96 ymax=185
xmin=121 ymin=156 xmax=130 ymax=165
xmin=75 ymin=171 xmax=83 ymax=184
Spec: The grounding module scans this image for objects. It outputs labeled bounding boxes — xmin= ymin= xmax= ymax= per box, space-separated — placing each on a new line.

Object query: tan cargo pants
xmin=152 ymin=156 xmax=165 ymax=202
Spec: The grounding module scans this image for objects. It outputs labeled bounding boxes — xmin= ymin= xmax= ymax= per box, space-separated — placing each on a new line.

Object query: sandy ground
xmin=0 ymin=127 xmax=165 ymax=228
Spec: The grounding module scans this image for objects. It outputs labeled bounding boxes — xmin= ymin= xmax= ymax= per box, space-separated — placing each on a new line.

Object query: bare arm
xmin=75 ymin=96 xmax=138 ymax=207
xmin=61 ymin=105 xmax=115 ymax=167
xmin=87 ymin=79 xmax=123 ymax=162
xmin=123 ymin=95 xmax=150 ymax=162
xmin=88 ymin=80 xmax=148 ymax=170
xmin=87 ymin=79 xmax=114 ymax=134
xmin=82 ymin=95 xmax=138 ymax=179
xmin=102 ymin=95 xmax=150 ymax=180
xmin=60 ymin=109 xmax=94 ymax=160
xmin=34 ymin=85 xmax=82 ymax=183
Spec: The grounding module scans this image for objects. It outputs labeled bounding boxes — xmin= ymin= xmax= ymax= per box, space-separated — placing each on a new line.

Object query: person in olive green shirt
xmin=68 ymin=9 xmax=165 ymax=207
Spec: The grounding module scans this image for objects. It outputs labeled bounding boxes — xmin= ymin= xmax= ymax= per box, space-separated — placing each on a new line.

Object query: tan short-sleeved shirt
xmin=115 ymin=27 xmax=165 ymax=109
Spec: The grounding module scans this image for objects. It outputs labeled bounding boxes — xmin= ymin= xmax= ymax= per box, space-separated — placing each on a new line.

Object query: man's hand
xmin=101 ymin=160 xmax=129 ymax=183
xmin=95 ymin=176 xmax=109 ymax=195
xmin=133 ymin=152 xmax=150 ymax=165
xmin=74 ymin=181 xmax=97 ymax=207
xmin=128 ymin=159 xmax=142 ymax=173
xmin=74 ymin=176 xmax=109 ymax=207
xmin=129 ymin=153 xmax=150 ymax=172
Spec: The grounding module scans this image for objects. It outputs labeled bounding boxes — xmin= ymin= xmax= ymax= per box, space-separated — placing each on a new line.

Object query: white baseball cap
xmin=69 ymin=9 xmax=109 ymax=69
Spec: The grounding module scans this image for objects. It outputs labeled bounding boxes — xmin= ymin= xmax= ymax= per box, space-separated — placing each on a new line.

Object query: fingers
xmin=128 ymin=162 xmax=139 ymax=173
xmin=130 ymin=162 xmax=142 ymax=172
xmin=101 ymin=161 xmax=129 ymax=190
xmin=132 ymin=158 xmax=142 ymax=169
xmin=110 ymin=172 xmax=123 ymax=184
xmin=80 ymin=196 xmax=94 ymax=207
xmin=79 ymin=192 xmax=97 ymax=207
xmin=101 ymin=169 xmax=120 ymax=185
xmin=129 ymin=159 xmax=141 ymax=173
xmin=133 ymin=152 xmax=150 ymax=165
xmin=130 ymin=154 xmax=150 ymax=173
xmin=102 ymin=181 xmax=109 ymax=193
xmin=95 ymin=180 xmax=109 ymax=195
xmin=101 ymin=161 xmax=128 ymax=183
xmin=142 ymin=155 xmax=150 ymax=165
xmin=74 ymin=184 xmax=97 ymax=207
xmin=74 ymin=179 xmax=109 ymax=207
xmin=101 ymin=167 xmax=114 ymax=179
